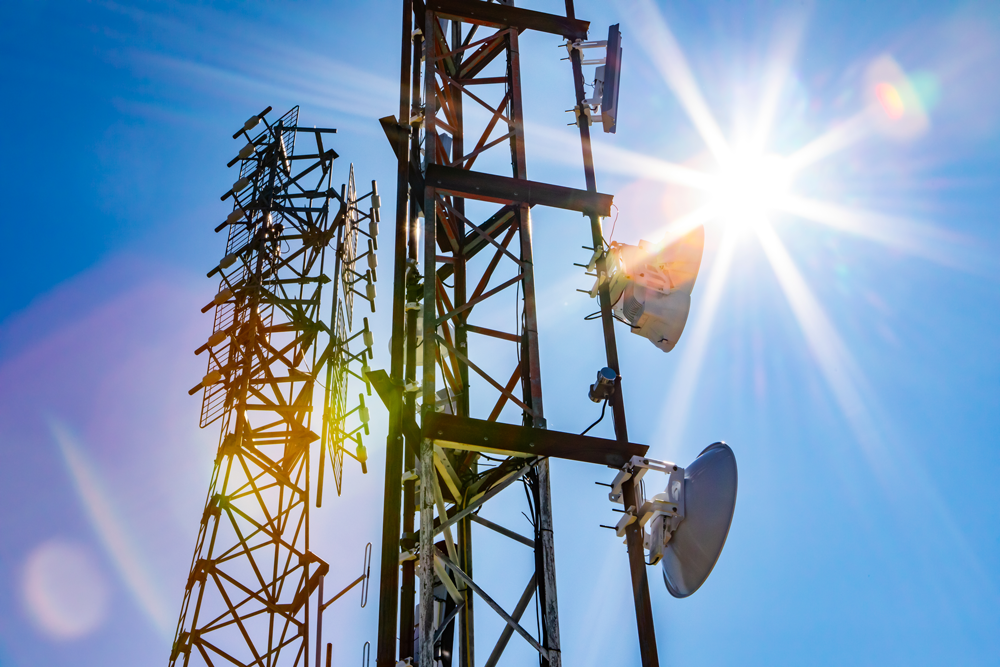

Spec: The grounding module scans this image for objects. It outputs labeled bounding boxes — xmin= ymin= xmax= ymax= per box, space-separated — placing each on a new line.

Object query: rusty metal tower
xmin=372 ymin=2 xmax=661 ymax=667
xmin=170 ymin=106 xmax=380 ymax=667
xmin=166 ymin=5 xmax=736 ymax=667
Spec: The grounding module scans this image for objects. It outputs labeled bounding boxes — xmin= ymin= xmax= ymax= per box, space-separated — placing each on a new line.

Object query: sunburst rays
xmin=610 ymin=5 xmax=980 ymax=462
xmin=754 ymin=223 xmax=879 ymax=450
xmin=598 ymin=11 xmax=1000 ymax=626
xmin=657 ymin=229 xmax=739 ymax=456
xmin=625 ymin=0 xmax=732 ymax=162
xmin=748 ymin=13 xmax=808 ymax=153
xmin=777 ymin=194 xmax=976 ymax=271
xmin=783 ymin=110 xmax=874 ymax=171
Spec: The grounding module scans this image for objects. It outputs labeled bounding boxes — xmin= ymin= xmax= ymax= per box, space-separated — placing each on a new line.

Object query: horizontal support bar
xmin=428 ymin=0 xmax=589 ymax=40
xmin=427 ymin=412 xmax=647 ymax=468
xmin=280 ymin=126 xmax=338 ymax=133
xmin=426 ymin=164 xmax=612 ymax=216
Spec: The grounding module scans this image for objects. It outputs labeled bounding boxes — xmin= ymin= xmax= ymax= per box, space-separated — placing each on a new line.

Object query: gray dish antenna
xmin=606 ymin=442 xmax=738 ymax=598
xmin=661 ymin=442 xmax=738 ymax=598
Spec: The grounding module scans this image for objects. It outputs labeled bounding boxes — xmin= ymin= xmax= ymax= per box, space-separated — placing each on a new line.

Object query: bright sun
xmin=709 ymin=148 xmax=794 ymax=229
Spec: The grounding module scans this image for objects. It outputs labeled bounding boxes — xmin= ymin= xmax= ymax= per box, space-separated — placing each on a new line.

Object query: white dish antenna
xmin=607 ymin=442 xmax=737 ymax=598
xmin=659 ymin=442 xmax=738 ymax=597
xmin=603 ymin=225 xmax=705 ymax=352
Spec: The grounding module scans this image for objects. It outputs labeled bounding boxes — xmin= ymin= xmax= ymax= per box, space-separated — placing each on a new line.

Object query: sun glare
xmin=709 ymin=148 xmax=794 ymax=229
xmin=875 ymin=82 xmax=905 ymax=120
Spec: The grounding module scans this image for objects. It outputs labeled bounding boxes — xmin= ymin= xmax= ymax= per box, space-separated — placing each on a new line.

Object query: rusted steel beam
xmin=426 ymin=164 xmax=613 ymax=216
xmin=399 ymin=30 xmax=425 ymax=656
xmin=436 ymin=204 xmax=517 ymax=282
xmin=435 ymin=272 xmax=523 ymax=326
xmin=487 ymin=365 xmax=522 ymax=422
xmin=483 ymin=574 xmax=537 ymax=667
xmin=426 ymin=412 xmax=648 ymax=468
xmin=428 ymin=0 xmax=589 ymax=40
xmin=458 ymin=31 xmax=508 ymax=80
xmin=374 ymin=11 xmax=413 ymax=664
xmin=466 ymin=324 xmax=521 ymax=343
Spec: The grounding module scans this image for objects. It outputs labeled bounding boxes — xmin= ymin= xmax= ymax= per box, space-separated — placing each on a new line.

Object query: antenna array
xmin=170 ymin=107 xmax=379 ymax=667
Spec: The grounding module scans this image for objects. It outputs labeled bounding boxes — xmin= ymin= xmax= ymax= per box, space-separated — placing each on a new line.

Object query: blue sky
xmin=1 ymin=1 xmax=999 ymax=665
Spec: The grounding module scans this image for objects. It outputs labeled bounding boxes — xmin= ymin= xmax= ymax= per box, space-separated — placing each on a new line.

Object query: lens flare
xmin=22 ymin=539 xmax=110 ymax=640
xmin=875 ymin=82 xmax=906 ymax=120
xmin=865 ymin=55 xmax=930 ymax=139
xmin=50 ymin=419 xmax=171 ymax=636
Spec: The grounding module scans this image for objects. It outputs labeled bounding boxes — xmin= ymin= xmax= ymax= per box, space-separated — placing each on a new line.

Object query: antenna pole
xmin=565 ymin=1 xmax=661 ymax=665
xmin=375 ymin=1 xmax=412 ymax=665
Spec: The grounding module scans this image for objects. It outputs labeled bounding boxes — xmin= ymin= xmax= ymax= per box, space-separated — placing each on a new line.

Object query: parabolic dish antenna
xmin=662 ymin=442 xmax=738 ymax=598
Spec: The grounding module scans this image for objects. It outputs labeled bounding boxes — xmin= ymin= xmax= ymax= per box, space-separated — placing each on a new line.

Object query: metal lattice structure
xmin=319 ymin=164 xmax=382 ymax=501
xmin=372 ymin=2 xmax=659 ymax=667
xmin=171 ymin=107 xmax=380 ymax=667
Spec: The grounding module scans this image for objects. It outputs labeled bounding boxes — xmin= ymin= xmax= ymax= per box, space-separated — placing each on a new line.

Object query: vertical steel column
xmin=507 ymin=30 xmax=544 ymax=422
xmin=418 ymin=10 xmax=439 ymax=667
xmin=418 ymin=436 xmax=436 ymax=667
xmin=449 ymin=18 xmax=476 ymax=667
xmin=375 ymin=1 xmax=412 ymax=665
xmin=507 ymin=22 xmax=561 ymax=666
xmin=315 ymin=575 xmax=325 ymax=667
xmin=399 ymin=23 xmax=425 ymax=665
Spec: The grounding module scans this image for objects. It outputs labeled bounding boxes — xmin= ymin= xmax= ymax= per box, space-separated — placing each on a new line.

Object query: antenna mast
xmin=170 ymin=107 xmax=380 ymax=667
xmin=373 ymin=2 xmax=658 ymax=666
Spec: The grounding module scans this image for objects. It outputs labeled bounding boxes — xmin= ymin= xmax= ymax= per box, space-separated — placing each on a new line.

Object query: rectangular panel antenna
xmin=602 ymin=24 xmax=623 ymax=134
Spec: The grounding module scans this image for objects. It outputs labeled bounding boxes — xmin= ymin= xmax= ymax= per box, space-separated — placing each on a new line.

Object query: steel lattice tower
xmin=167 ymin=4 xmax=687 ymax=666
xmin=372 ymin=2 xmax=659 ymax=667
xmin=170 ymin=107 xmax=380 ymax=667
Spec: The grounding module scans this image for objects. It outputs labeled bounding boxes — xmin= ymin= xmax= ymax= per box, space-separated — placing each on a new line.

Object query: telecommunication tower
xmin=371 ymin=2 xmax=737 ymax=667
xmin=170 ymin=106 xmax=380 ymax=666
xmin=167 ymin=3 xmax=738 ymax=667
xmin=370 ymin=1 xmax=662 ymax=666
